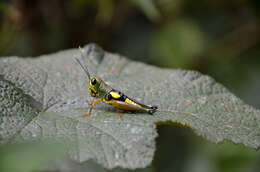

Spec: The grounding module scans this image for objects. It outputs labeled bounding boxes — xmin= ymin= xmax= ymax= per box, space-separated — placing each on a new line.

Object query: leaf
xmin=0 ymin=76 xmax=40 ymax=144
xmin=0 ymin=43 xmax=260 ymax=169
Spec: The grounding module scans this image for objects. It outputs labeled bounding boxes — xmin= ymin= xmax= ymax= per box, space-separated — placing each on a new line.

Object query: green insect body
xmin=74 ymin=48 xmax=158 ymax=116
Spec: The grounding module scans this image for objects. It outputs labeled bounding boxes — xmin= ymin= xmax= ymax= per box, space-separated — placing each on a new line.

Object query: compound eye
xmin=91 ymin=78 xmax=97 ymax=85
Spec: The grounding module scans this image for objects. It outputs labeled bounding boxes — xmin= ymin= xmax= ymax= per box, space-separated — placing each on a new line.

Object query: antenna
xmin=73 ymin=49 xmax=91 ymax=79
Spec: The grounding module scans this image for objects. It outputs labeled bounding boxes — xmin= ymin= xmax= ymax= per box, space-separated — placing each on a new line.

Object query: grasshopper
xmin=74 ymin=47 xmax=158 ymax=117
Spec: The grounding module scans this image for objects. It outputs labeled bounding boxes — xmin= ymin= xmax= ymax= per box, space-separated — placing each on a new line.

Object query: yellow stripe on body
xmin=125 ymin=98 xmax=139 ymax=106
xmin=110 ymin=91 xmax=121 ymax=99
xmin=103 ymin=100 xmax=143 ymax=111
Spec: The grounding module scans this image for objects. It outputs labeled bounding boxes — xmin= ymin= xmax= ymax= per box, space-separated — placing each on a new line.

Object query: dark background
xmin=1 ymin=0 xmax=260 ymax=171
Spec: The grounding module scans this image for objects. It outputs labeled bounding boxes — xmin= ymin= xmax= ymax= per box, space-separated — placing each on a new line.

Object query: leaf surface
xmin=0 ymin=44 xmax=260 ymax=169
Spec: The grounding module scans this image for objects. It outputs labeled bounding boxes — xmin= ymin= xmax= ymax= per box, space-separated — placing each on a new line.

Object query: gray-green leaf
xmin=0 ymin=44 xmax=259 ymax=169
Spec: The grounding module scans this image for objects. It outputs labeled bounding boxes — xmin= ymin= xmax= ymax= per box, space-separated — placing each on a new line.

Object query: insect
xmin=74 ymin=47 xmax=158 ymax=117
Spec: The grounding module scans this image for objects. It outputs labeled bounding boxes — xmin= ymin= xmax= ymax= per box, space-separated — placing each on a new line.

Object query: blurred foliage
xmin=1 ymin=0 xmax=260 ymax=171
xmin=0 ymin=141 xmax=66 ymax=172
xmin=155 ymin=126 xmax=260 ymax=172
xmin=151 ymin=19 xmax=207 ymax=68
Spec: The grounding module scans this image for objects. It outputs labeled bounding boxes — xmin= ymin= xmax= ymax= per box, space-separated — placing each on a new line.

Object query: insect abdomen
xmin=104 ymin=90 xmax=157 ymax=114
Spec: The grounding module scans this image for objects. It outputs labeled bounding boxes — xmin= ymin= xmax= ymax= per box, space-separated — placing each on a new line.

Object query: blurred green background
xmin=1 ymin=0 xmax=260 ymax=171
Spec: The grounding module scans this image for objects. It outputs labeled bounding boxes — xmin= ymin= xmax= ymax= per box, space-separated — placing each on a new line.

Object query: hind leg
xmin=116 ymin=108 xmax=122 ymax=118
